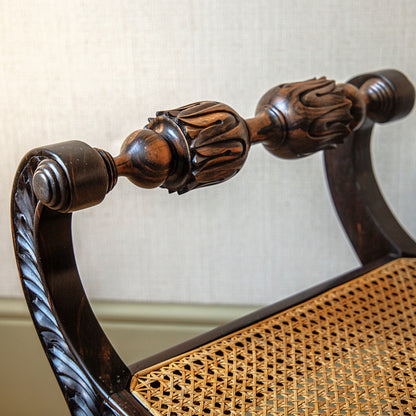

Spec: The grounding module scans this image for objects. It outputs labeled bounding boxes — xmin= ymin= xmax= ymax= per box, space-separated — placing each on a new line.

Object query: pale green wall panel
xmin=0 ymin=299 xmax=256 ymax=415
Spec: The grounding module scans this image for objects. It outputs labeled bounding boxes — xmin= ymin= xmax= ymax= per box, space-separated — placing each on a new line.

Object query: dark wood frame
xmin=325 ymin=70 xmax=416 ymax=264
xmin=11 ymin=69 xmax=416 ymax=415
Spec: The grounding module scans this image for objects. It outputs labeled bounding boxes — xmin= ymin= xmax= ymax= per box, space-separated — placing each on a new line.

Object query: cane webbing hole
xmin=131 ymin=258 xmax=416 ymax=416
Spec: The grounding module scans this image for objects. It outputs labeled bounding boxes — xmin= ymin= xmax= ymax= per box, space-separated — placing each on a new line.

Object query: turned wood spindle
xmin=112 ymin=76 xmax=370 ymax=194
xmin=32 ymin=70 xmax=415 ymax=210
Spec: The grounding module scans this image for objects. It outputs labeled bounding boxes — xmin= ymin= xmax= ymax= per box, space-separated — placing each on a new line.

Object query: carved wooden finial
xmin=114 ymin=101 xmax=251 ymax=194
xmin=149 ymin=102 xmax=250 ymax=194
xmin=251 ymin=78 xmax=365 ymax=158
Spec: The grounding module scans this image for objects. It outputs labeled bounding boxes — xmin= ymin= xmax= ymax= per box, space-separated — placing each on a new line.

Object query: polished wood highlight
xmin=115 ymin=129 xmax=172 ymax=189
xmin=11 ymin=69 xmax=416 ymax=415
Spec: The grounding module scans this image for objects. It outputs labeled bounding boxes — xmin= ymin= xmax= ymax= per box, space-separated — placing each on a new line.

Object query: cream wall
xmin=1 ymin=0 xmax=416 ymax=305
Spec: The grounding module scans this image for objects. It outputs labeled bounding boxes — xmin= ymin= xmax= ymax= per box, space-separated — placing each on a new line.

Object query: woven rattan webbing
xmin=131 ymin=258 xmax=416 ymax=415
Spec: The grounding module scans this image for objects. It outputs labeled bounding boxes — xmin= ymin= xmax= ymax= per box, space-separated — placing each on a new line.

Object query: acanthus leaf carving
xmin=148 ymin=101 xmax=250 ymax=194
xmin=256 ymin=77 xmax=364 ymax=158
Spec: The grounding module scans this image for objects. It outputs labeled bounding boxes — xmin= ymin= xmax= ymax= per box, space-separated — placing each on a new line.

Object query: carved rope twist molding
xmin=12 ymin=155 xmax=121 ymax=416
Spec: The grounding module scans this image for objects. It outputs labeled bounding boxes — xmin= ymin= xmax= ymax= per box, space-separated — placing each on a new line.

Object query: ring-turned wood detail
xmin=131 ymin=258 xmax=416 ymax=416
xmin=147 ymin=101 xmax=250 ymax=194
xmin=32 ymin=158 xmax=71 ymax=211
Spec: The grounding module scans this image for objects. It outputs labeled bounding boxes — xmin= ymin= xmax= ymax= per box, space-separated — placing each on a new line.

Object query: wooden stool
xmin=11 ymin=69 xmax=416 ymax=415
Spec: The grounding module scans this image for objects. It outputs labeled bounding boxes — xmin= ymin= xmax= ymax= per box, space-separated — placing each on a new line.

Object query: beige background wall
xmin=2 ymin=0 xmax=416 ymax=306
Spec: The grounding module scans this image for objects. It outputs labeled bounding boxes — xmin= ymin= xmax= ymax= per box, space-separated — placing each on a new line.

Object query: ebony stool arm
xmin=11 ymin=143 xmax=134 ymax=415
xmin=30 ymin=70 xmax=414 ymax=205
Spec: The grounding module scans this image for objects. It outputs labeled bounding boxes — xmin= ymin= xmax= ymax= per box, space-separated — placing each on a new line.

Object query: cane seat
xmin=131 ymin=258 xmax=416 ymax=416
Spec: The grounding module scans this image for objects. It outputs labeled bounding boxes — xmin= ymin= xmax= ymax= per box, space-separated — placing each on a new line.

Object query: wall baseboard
xmin=0 ymin=298 xmax=257 ymax=415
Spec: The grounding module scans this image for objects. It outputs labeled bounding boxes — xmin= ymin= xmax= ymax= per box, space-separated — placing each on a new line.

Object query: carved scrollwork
xmin=12 ymin=149 xmax=127 ymax=415
xmin=12 ymin=156 xmax=102 ymax=415
xmin=147 ymin=101 xmax=250 ymax=194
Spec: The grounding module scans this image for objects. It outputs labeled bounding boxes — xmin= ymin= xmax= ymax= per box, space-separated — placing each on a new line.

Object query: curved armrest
xmin=11 ymin=70 xmax=416 ymax=415
xmin=11 ymin=143 xmax=133 ymax=415
xmin=325 ymin=70 xmax=416 ymax=263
